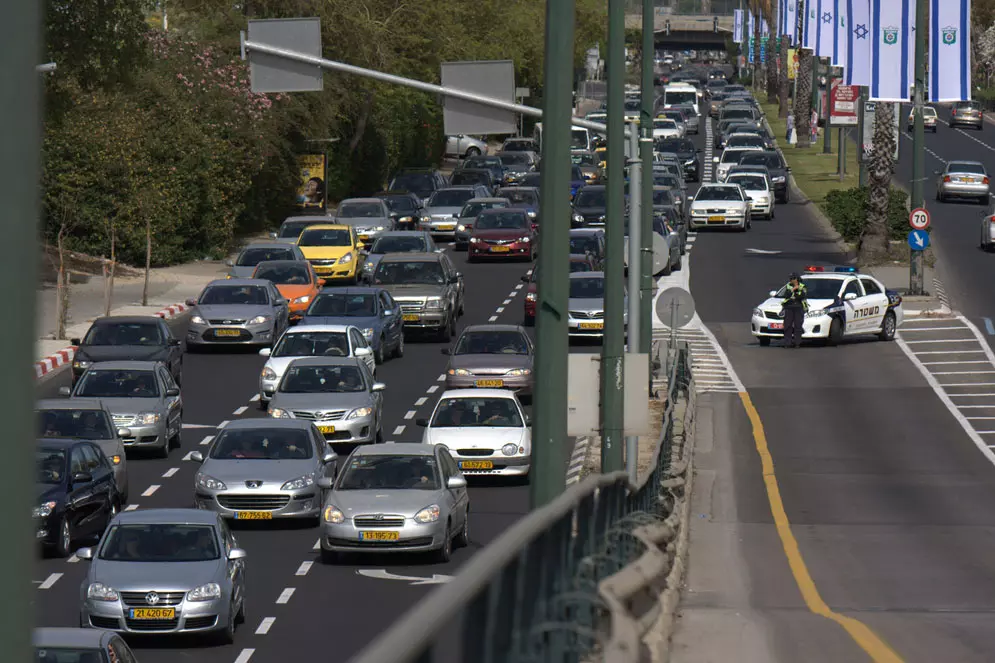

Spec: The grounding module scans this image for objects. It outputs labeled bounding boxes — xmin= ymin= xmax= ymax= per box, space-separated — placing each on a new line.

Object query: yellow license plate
xmin=436 ymin=225 xmax=455 ymax=231
xmin=707 ymin=215 xmax=725 ymax=222
xmin=359 ymin=531 xmax=400 ymax=541
xmin=402 ymin=314 xmax=419 ymax=322
xmin=579 ymin=322 xmax=604 ymax=330
xmin=235 ymin=511 xmax=272 ymax=520
xmin=961 ymin=177 xmax=975 ymax=182
xmin=490 ymin=246 xmax=511 ymax=252
xmin=460 ymin=460 xmax=494 ymax=470
xmin=318 ymin=424 xmax=336 ymax=434
xmin=130 ymin=608 xmax=175 ymax=619
xmin=475 ymin=379 xmax=504 ymax=387
xmin=215 ymin=328 xmax=241 ymax=337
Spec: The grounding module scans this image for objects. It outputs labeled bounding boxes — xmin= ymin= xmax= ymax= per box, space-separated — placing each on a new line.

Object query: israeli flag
xmin=803 ymin=0 xmax=818 ymax=51
xmin=833 ymin=0 xmax=847 ymax=68
xmin=747 ymin=11 xmax=755 ymax=63
xmin=816 ymin=0 xmax=837 ymax=62
xmin=761 ymin=18 xmax=769 ymax=38
xmin=734 ymin=9 xmax=744 ymax=44
xmin=869 ymin=0 xmax=913 ymax=101
xmin=844 ymin=0 xmax=871 ymax=86
xmin=929 ymin=0 xmax=971 ymax=102
xmin=781 ymin=0 xmax=798 ymax=44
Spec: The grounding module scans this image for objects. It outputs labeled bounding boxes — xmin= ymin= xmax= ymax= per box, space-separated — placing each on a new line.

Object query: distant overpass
xmin=625 ymin=12 xmax=733 ymax=50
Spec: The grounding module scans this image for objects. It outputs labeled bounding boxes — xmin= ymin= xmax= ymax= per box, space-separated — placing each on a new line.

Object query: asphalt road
xmin=683 ymin=115 xmax=995 ymax=661
xmin=32 ymin=252 xmax=583 ymax=663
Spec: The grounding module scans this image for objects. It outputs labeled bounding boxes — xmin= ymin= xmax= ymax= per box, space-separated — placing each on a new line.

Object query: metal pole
xmin=823 ymin=68 xmax=832 ymax=154
xmin=857 ymin=87 xmax=868 ymax=186
xmin=601 ymin=0 xmax=625 ymax=473
xmin=640 ymin=0 xmax=655 ymax=364
xmin=838 ymin=128 xmax=845 ymax=180
xmin=530 ymin=0 xmax=575 ymax=509
xmin=625 ymin=125 xmax=641 ymax=482
xmin=909 ymin=0 xmax=927 ymax=296
xmin=3 ymin=0 xmax=41 ymax=658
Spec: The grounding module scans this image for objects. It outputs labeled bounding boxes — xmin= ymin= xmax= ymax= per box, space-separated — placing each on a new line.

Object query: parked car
xmin=445 ymin=134 xmax=488 ymax=159
xmin=368 ymin=252 xmax=464 ymax=340
xmin=71 ymin=315 xmax=183 ymax=386
xmin=185 ymin=279 xmax=291 ymax=349
xmin=300 ymin=286 xmax=404 ymax=364
xmin=227 ymin=242 xmax=306 ymax=278
xmin=251 ymin=260 xmax=321 ymax=323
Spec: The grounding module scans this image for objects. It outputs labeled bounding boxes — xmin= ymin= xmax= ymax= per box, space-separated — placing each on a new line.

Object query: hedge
xmin=824 ymin=186 xmax=911 ymax=242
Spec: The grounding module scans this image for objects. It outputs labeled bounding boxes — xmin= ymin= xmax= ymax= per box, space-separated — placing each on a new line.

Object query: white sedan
xmin=750 ymin=266 xmax=904 ymax=346
xmin=417 ymin=389 xmax=531 ymax=479
xmin=726 ymin=171 xmax=774 ymax=220
xmin=688 ymin=183 xmax=751 ymax=231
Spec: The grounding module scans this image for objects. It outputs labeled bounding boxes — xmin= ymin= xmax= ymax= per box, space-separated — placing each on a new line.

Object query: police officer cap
xmin=788 ymin=272 xmax=801 ymax=280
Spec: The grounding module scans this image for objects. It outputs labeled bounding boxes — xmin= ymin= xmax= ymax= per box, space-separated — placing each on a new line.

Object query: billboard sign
xmin=296 ymin=154 xmax=326 ymax=211
xmin=440 ymin=60 xmax=517 ymax=136
xmin=830 ymin=80 xmax=859 ymax=126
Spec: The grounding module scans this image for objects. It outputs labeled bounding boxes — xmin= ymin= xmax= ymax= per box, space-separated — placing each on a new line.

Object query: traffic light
xmin=713 ymin=17 xmax=718 ymax=32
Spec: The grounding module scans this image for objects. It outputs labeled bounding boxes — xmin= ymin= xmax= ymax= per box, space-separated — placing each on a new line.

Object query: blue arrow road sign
xmin=908 ymin=229 xmax=930 ymax=250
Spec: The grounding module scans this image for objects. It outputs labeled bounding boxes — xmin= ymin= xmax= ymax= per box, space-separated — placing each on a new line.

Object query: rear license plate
xmin=215 ymin=328 xmax=241 ymax=337
xmin=359 ymin=531 xmax=400 ymax=541
xmin=707 ymin=215 xmax=725 ymax=222
xmin=768 ymin=322 xmax=784 ymax=330
xmin=318 ymin=424 xmax=336 ymax=434
xmin=436 ymin=224 xmax=455 ymax=231
xmin=130 ymin=608 xmax=175 ymax=619
xmin=460 ymin=460 xmax=494 ymax=470
xmin=359 ymin=235 xmax=370 ymax=242
xmin=579 ymin=321 xmax=604 ymax=330
xmin=475 ymin=379 xmax=504 ymax=387
xmin=490 ymin=246 xmax=510 ymax=252
xmin=402 ymin=314 xmax=419 ymax=322
xmin=235 ymin=511 xmax=272 ymax=520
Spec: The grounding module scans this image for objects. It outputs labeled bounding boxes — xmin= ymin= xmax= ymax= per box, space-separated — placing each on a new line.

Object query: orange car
xmin=252 ymin=260 xmax=321 ymax=322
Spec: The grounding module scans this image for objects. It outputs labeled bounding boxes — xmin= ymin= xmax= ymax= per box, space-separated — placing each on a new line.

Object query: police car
xmin=751 ymin=266 xmax=904 ymax=346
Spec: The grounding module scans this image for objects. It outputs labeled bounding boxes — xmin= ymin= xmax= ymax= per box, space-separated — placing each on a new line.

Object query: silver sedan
xmin=567 ymin=272 xmax=627 ymax=339
xmin=317 ymin=443 xmax=469 ymax=563
xmin=937 ymin=161 xmax=990 ymax=205
xmin=185 ymin=279 xmax=290 ymax=348
xmin=191 ymin=419 xmax=337 ymax=521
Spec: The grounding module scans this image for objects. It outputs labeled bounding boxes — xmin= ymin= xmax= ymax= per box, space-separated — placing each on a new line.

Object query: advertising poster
xmin=830 ymin=80 xmax=859 ymax=126
xmin=296 ymin=154 xmax=326 ymax=210
xmin=788 ymin=48 xmax=799 ymax=80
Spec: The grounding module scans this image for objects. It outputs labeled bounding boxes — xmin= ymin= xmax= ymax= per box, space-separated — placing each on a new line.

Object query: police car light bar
xmin=804 ymin=265 xmax=857 ymax=273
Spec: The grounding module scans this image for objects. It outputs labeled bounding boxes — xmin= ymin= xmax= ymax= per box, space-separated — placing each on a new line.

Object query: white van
xmin=663 ymin=83 xmax=700 ymax=117
xmin=533 ymin=123 xmax=593 ymax=153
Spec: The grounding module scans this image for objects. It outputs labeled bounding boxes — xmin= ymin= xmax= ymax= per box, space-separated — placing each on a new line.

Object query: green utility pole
xmin=2 ymin=0 xmax=41 ymax=657
xmin=601 ymin=0 xmax=625 ymax=473
xmin=640 ymin=0 xmax=654 ymax=359
xmin=811 ymin=56 xmax=820 ymax=137
xmin=909 ymin=0 xmax=927 ymax=295
xmin=530 ymin=0 xmax=575 ymax=508
xmin=857 ymin=87 xmax=868 ymax=186
xmin=823 ymin=67 xmax=832 ymax=154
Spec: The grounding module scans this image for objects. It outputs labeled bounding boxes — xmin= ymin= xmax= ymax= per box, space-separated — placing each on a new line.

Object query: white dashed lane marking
xmin=295 ymin=561 xmax=313 ymax=576
xmin=249 ymin=394 xmax=261 ymax=402
xmin=200 ymin=435 xmax=215 ymax=446
xmin=427 ymin=385 xmax=439 ymax=393
xmin=141 ymin=485 xmax=160 ymax=497
xmin=124 ymin=504 xmax=139 ymax=511
xmin=276 ymin=588 xmax=295 ymax=604
xmin=488 ymin=316 xmax=498 ymax=322
xmin=415 ymin=397 xmax=427 ymax=406
xmin=255 ymin=618 xmax=275 ymax=635
xmin=393 ymin=425 xmax=406 ymax=435
xmin=234 ymin=650 xmax=255 ymax=663
xmin=37 ymin=573 xmax=62 ymax=589
xmin=403 ymin=411 xmax=416 ymax=420
xmin=162 ymin=468 xmax=179 ymax=478
xmin=233 ymin=406 xmax=248 ymax=416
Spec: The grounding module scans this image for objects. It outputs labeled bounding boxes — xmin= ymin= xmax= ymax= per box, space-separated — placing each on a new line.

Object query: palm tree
xmin=858 ymin=101 xmax=896 ymax=263
xmin=777 ymin=35 xmax=789 ymax=118
xmin=793 ymin=48 xmax=812 ymax=148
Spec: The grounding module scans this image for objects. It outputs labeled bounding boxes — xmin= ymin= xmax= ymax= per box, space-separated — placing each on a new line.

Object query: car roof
xmin=699 ymin=182 xmax=741 ymax=188
xmin=434 ymin=186 xmax=478 ymax=192
xmin=206 ymin=278 xmax=273 ymax=288
xmin=459 ymin=323 xmax=526 ymax=333
xmin=352 ymin=442 xmax=436 ymax=457
xmin=498 ymin=186 xmax=539 ymax=194
xmin=286 ymin=356 xmax=364 ymax=368
xmin=571 ymin=271 xmax=604 ymax=279
xmin=467 ymin=197 xmax=511 ymax=204
xmin=220 ymin=418 xmax=315 ymax=431
xmin=81 ymin=360 xmax=163 ymax=371
xmin=36 ymin=438 xmax=82 ymax=450
xmin=34 ymin=627 xmax=114 ymax=648
xmin=253 ymin=259 xmax=310 ymax=269
xmin=438 ymin=388 xmax=520 ymax=399
xmin=372 ymin=231 xmax=431 ymax=238
xmin=570 ymin=228 xmax=605 ymax=236
xmin=36 ymin=398 xmax=107 ymax=410
xmin=297 ymin=224 xmax=352 ymax=232
xmin=373 ymin=190 xmax=418 ymax=197
xmin=113 ymin=508 xmax=219 ymax=525
xmin=316 ymin=286 xmax=383 ymax=296
xmin=578 ymin=184 xmax=606 ymax=191
xmin=286 ymin=323 xmax=353 ymax=333
xmin=87 ymin=315 xmax=163 ymax=325
xmin=283 ymin=216 xmax=332 ymax=223
xmin=378 ymin=252 xmax=443 ymax=263
xmin=338 ymin=198 xmax=384 ymax=205
xmin=948 ymin=160 xmax=984 ymax=167
xmin=478 ymin=208 xmax=527 ymax=217
xmin=240 ymin=242 xmax=294 ymax=252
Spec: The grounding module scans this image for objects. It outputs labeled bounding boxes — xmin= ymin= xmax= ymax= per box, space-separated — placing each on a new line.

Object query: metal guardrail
xmin=349 ymin=344 xmax=693 ymax=663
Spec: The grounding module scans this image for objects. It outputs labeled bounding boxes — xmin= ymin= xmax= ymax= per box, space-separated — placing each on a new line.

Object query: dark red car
xmin=521 ymin=253 xmax=597 ymax=325
xmin=467 ymin=209 xmax=537 ymax=262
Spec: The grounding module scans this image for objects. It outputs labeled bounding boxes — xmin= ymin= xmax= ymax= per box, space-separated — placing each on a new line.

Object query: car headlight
xmin=772 ymin=176 xmax=786 ymax=183
xmin=136 ymin=412 xmax=160 ymax=425
xmin=502 ymin=443 xmax=519 ymax=456
xmin=269 ymin=408 xmax=290 ymax=419
xmin=361 ymin=328 xmax=375 ymax=341
xmin=519 ymin=236 xmax=531 ymax=243
xmin=187 ymin=583 xmax=222 ymax=602
xmin=504 ymin=368 xmax=531 ymax=376
xmin=448 ymin=368 xmax=472 ymax=376
xmin=457 ymin=224 xmax=466 ymax=232
xmin=109 ymin=454 xmax=122 ymax=465
xmin=338 ymin=252 xmax=354 ymax=265
xmin=190 ymin=315 xmax=206 ymax=325
xmin=33 ymin=501 xmax=56 ymax=518
xmin=425 ymin=297 xmax=444 ymax=311
xmin=399 ymin=216 xmax=413 ymax=223
xmin=752 ymin=308 xmax=763 ymax=317
xmin=805 ymin=309 xmax=826 ymax=318
xmin=373 ymin=226 xmax=385 ymax=231
xmin=196 ymin=473 xmax=227 ymax=491
xmin=469 ymin=237 xmax=480 ymax=243
xmin=87 ymin=583 xmax=119 ymax=602
xmin=292 ymin=295 xmax=311 ymax=305
xmin=249 ymin=315 xmax=271 ymax=325
xmin=414 ymin=504 xmax=441 ymax=524
xmin=261 ymin=367 xmax=277 ymax=380
xmin=527 ymin=210 xmax=537 ymax=218
xmin=323 ymin=505 xmax=345 ymax=523
xmin=572 ymin=214 xmax=583 ymax=224
xmin=420 ymin=216 xmax=431 ymax=223
xmin=73 ymin=359 xmax=91 ymax=369
xmin=598 ymin=215 xmax=606 ymax=222
xmin=281 ymin=473 xmax=315 ymax=491
xmin=347 ymin=407 xmax=373 ymax=419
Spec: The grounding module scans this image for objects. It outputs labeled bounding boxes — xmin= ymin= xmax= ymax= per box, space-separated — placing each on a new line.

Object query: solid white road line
xmin=276 ymin=588 xmax=295 ymax=604
xmin=233 ymin=406 xmax=248 ymax=416
xmin=404 ymin=411 xmax=416 ymax=420
xmin=913 ymin=350 xmax=986 ymax=354
xmin=295 ymin=561 xmax=313 ymax=576
xmin=141 ymin=485 xmax=160 ymax=497
xmin=162 ymin=468 xmax=179 ymax=478
xmin=38 ymin=573 xmax=62 ymax=589
xmin=255 ymin=618 xmax=275 ymax=635
xmin=233 ymin=649 xmax=255 ymax=663
xmin=922 ymin=361 xmax=991 ymax=365
xmin=515 ymin=284 xmax=524 ymax=290
xmin=393 ymin=425 xmax=406 ymax=435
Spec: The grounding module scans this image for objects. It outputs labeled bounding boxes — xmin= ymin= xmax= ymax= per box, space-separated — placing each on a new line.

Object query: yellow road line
xmin=739 ymin=391 xmax=905 ymax=663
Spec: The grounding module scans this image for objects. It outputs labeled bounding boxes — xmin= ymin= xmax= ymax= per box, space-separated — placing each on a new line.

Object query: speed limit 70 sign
xmin=909 ymin=208 xmax=930 ymax=230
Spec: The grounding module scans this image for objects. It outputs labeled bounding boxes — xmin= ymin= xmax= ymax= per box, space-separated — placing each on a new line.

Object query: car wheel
xmin=758 ymin=337 xmax=771 ymax=347
xmin=393 ymin=332 xmax=405 ymax=359
xmin=376 ymin=425 xmax=384 ymax=444
xmin=258 ymin=396 xmax=268 ymax=410
xmin=437 ymin=316 xmax=450 ymax=342
xmin=374 ymin=337 xmax=385 ymax=365
xmin=155 ymin=439 xmax=169 ymax=458
xmin=235 ymin=596 xmax=246 ymax=625
xmin=465 ymin=147 xmax=481 ymax=158
xmin=107 ymin=499 xmax=119 ymax=525
xmin=466 ymin=253 xmax=476 ymax=264
xmin=878 ymin=311 xmax=897 ymax=341
xmin=454 ymin=508 xmax=470 ymax=548
xmin=448 ymin=312 xmax=457 ymax=337
xmin=55 ymin=516 xmax=72 ymax=558
xmin=434 ymin=522 xmax=453 ymax=563
xmin=827 ymin=318 xmax=843 ymax=346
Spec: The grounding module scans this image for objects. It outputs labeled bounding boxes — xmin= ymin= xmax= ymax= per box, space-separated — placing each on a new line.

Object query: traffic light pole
xmin=601 ymin=0 xmax=626 ymax=473
xmin=909 ymin=0 xmax=927 ymax=296
xmin=640 ymin=0 xmax=654 ymax=364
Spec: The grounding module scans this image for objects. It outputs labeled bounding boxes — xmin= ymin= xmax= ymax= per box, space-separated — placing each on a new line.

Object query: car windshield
xmin=370 ymin=235 xmax=429 ymax=253
xmin=720 ymin=150 xmax=751 ymax=164
xmin=273 ymin=331 xmax=349 ymax=358
xmin=728 ymin=135 xmax=766 ymax=148
xmin=237 ymin=247 xmax=294 ymax=266
xmin=696 ymin=187 xmax=743 ymax=201
xmin=476 ymin=212 xmax=528 ymax=230
xmin=210 ymin=428 xmax=313 ymax=460
xmin=37 ymin=449 xmax=67 ymax=485
xmin=307 ymin=293 xmax=376 ymax=317
xmin=624 ymin=100 xmax=641 ymax=111
xmin=34 ymin=647 xmax=109 ymax=662
xmin=336 ymin=454 xmax=441 ymax=490
xmin=279 ymin=364 xmax=366 ymax=393
xmin=503 ymin=140 xmax=534 ymax=151
xmin=923 ymin=107 xmax=937 ymax=117
xmin=569 ymin=237 xmax=599 ymax=254
xmin=722 ymin=109 xmax=754 ymax=120
xmin=83 ymin=322 xmax=162 ymax=346
xmin=253 ymin=263 xmax=310 ymax=285
xmin=381 ymin=196 xmax=416 ymax=212
xmin=337 ymin=203 xmax=383 ymax=218
xmin=373 ymin=260 xmax=445 ymax=285
xmin=499 ymin=153 xmax=531 ymax=165
xmin=774 ymin=278 xmax=842 ymax=300
xmin=299 ymin=228 xmax=352 ymax=247
xmin=662 ymin=111 xmax=684 ymax=122
xmin=664 ymin=91 xmax=696 ymax=105
xmin=654 ymin=174 xmax=680 ymax=188
xmin=574 ymin=189 xmax=606 ymax=207
xmin=570 ymin=130 xmax=589 ymax=149
xmin=38 ymin=409 xmax=114 ymax=440
xmin=279 ymin=220 xmax=321 ymax=238
xmin=460 ymin=201 xmax=506 ymax=218
xmin=430 ymin=397 xmax=523 ymax=428
xmin=652 ymin=189 xmax=675 ymax=205
xmin=727 ymin=175 xmax=768 ymax=191
xmin=520 ymin=174 xmax=542 ymax=187
xmin=76 ymin=370 xmax=159 ymax=398
xmin=451 ymin=172 xmax=488 ymax=187
xmin=500 ymin=189 xmax=539 ymax=206
xmin=455 ymin=330 xmax=529 ymax=355
xmin=740 ymin=153 xmax=784 ymax=169
xmin=656 ymin=139 xmax=695 ymax=153
xmin=198 ymin=285 xmax=269 ymax=305
xmin=99 ymin=524 xmax=220 ymax=562
xmin=654 ymin=119 xmax=678 ymax=129
xmin=464 ymin=158 xmax=500 ymax=171
xmin=390 ymin=173 xmax=434 ymax=195
xmin=571 ymin=153 xmax=597 ymax=166
xmin=570 ymin=276 xmax=605 ymax=299
xmin=429 ymin=190 xmax=475 ymax=207
xmin=949 ymin=162 xmax=986 ymax=175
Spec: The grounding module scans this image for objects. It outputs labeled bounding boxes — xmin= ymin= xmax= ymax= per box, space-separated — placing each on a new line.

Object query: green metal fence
xmin=349 ymin=343 xmax=692 ymax=663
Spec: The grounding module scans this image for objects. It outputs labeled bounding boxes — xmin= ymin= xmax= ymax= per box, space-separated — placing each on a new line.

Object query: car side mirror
xmin=224 ymin=259 xmax=234 ymax=267
xmin=76 ymin=547 xmax=94 ymax=560
xmin=447 ymin=475 xmax=468 ymax=489
xmin=72 ymin=471 xmax=93 ymax=485
xmin=416 ymin=417 xmax=429 ymax=427
xmin=372 ymin=382 xmax=386 ymax=392
xmin=317 ymin=476 xmax=334 ymax=489
xmin=322 ymin=451 xmax=338 ymax=464
xmin=440 ymin=348 xmax=451 ymax=355
xmin=166 ymin=387 xmax=180 ymax=397
xmin=58 ymin=386 xmax=71 ymax=397
xmin=259 ymin=347 xmax=272 ymax=357
xmin=117 ymin=428 xmax=131 ymax=438
xmin=70 ymin=338 xmax=81 ymax=346
xmin=274 ymin=299 xmax=286 ymax=307
xmin=169 ymin=338 xmax=181 ymax=346
xmin=525 ymin=415 xmax=532 ymax=426
xmin=768 ymin=290 xmax=777 ymax=297
xmin=785 ymin=167 xmax=791 ymax=172
xmin=844 ymin=292 xmax=858 ymax=301
xmin=228 ymin=548 xmax=248 ymax=561
xmin=190 ymin=451 xmax=204 ymax=462
xmin=712 ymin=156 xmax=720 ymax=163
xmin=185 ymin=298 xmax=197 ymax=307
xmin=355 ymin=347 xmax=373 ymax=357
xmin=269 ymin=232 xmax=278 ymax=239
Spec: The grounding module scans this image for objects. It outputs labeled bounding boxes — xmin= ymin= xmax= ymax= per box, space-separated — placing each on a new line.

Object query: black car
xmin=655 ymin=137 xmax=701 ymax=182
xmin=35 ymin=438 xmax=119 ymax=557
xmin=450 ymin=168 xmax=496 ymax=195
xmin=71 ymin=316 xmax=183 ymax=386
xmin=460 ymin=156 xmax=505 ymax=185
xmin=373 ymin=191 xmax=424 ymax=230
xmin=388 ymin=168 xmax=449 ymax=204
xmin=738 ymin=150 xmax=791 ymax=203
xmin=571 ymin=185 xmax=607 ymax=227
xmin=568 ymin=229 xmax=607 ymax=269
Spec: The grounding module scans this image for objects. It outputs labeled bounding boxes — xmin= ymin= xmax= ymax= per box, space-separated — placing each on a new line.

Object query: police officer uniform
xmin=781 ymin=272 xmax=808 ymax=347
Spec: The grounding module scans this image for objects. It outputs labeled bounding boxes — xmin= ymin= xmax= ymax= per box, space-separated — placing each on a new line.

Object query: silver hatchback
xmin=937 ymin=161 xmax=990 ymax=205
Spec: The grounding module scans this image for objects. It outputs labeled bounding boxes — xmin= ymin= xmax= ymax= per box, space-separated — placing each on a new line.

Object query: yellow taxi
xmin=296 ymin=224 xmax=362 ymax=284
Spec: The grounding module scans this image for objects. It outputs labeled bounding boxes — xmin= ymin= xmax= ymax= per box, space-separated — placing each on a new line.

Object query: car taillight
xmin=989 ymin=215 xmax=995 ymax=224
xmin=943 ymin=176 xmax=951 ymax=183
xmin=952 ymin=109 xmax=957 ymax=115
xmin=986 ymin=177 xmax=991 ymax=185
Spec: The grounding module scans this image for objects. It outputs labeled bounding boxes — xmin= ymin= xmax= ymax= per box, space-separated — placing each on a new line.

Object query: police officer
xmin=781 ymin=272 xmax=808 ymax=348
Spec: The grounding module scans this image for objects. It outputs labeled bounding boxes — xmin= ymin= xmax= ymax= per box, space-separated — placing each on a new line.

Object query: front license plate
xmin=215 ymin=328 xmax=241 ymax=337
xmin=130 ymin=608 xmax=175 ymax=619
xmin=436 ymin=225 xmax=455 ymax=231
xmin=318 ymin=424 xmax=336 ymax=434
xmin=359 ymin=531 xmax=400 ymax=541
xmin=359 ymin=235 xmax=370 ymax=242
xmin=707 ymin=215 xmax=725 ymax=222
xmin=235 ymin=511 xmax=273 ymax=520
xmin=459 ymin=460 xmax=494 ymax=470
xmin=768 ymin=322 xmax=784 ymax=330
xmin=402 ymin=314 xmax=419 ymax=322
xmin=579 ymin=321 xmax=604 ymax=330
xmin=475 ymin=379 xmax=504 ymax=387
xmin=490 ymin=246 xmax=511 ymax=253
